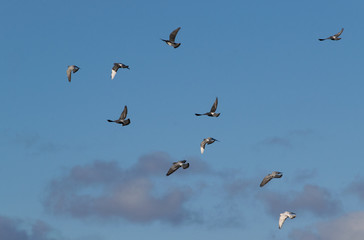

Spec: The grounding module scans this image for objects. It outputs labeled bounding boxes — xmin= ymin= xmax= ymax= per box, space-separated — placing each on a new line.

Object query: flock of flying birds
xmin=65 ymin=27 xmax=344 ymax=230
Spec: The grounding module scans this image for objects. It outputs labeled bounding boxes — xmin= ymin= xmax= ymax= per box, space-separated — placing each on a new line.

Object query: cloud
xmin=346 ymin=177 xmax=364 ymax=201
xmin=43 ymin=152 xmax=195 ymax=224
xmin=289 ymin=211 xmax=364 ymax=240
xmin=0 ymin=216 xmax=61 ymax=240
xmin=253 ymin=129 xmax=314 ymax=150
xmin=0 ymin=130 xmax=65 ymax=156
xmin=256 ymin=184 xmax=341 ymax=217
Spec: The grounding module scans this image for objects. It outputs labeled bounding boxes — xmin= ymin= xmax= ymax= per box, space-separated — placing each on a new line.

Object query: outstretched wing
xmin=119 ymin=106 xmax=128 ymax=120
xmin=169 ymin=27 xmax=181 ymax=42
xmin=210 ymin=97 xmax=218 ymax=112
xmin=334 ymin=28 xmax=344 ymax=37
xmin=279 ymin=214 xmax=288 ymax=229
xmin=166 ymin=163 xmax=181 ymax=176
xmin=260 ymin=174 xmax=274 ymax=187
xmin=66 ymin=66 xmax=73 ymax=82
xmin=200 ymin=139 xmax=208 ymax=154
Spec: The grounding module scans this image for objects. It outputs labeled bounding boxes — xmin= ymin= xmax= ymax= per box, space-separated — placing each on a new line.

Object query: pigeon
xmin=66 ymin=65 xmax=80 ymax=82
xmin=200 ymin=137 xmax=219 ymax=154
xmin=107 ymin=106 xmax=130 ymax=126
xmin=111 ymin=63 xmax=129 ymax=80
xmin=195 ymin=97 xmax=220 ymax=117
xmin=279 ymin=211 xmax=296 ymax=229
xmin=161 ymin=27 xmax=181 ymax=48
xmin=166 ymin=160 xmax=190 ymax=176
xmin=319 ymin=28 xmax=344 ymax=41
xmin=260 ymin=171 xmax=283 ymax=187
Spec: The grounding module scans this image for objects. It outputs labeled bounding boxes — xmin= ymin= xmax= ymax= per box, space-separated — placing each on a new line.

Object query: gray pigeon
xmin=260 ymin=171 xmax=283 ymax=187
xmin=161 ymin=27 xmax=181 ymax=48
xmin=66 ymin=65 xmax=80 ymax=82
xmin=319 ymin=28 xmax=344 ymax=41
xmin=200 ymin=137 xmax=219 ymax=154
xmin=279 ymin=211 xmax=296 ymax=229
xmin=166 ymin=160 xmax=190 ymax=176
xmin=111 ymin=63 xmax=129 ymax=80
xmin=195 ymin=97 xmax=220 ymax=117
xmin=107 ymin=106 xmax=130 ymax=126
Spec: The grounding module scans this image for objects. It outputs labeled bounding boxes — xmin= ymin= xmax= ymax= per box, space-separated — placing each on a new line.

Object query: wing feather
xmin=169 ymin=27 xmax=181 ymax=42
xmin=210 ymin=97 xmax=218 ymax=112
xmin=119 ymin=106 xmax=128 ymax=120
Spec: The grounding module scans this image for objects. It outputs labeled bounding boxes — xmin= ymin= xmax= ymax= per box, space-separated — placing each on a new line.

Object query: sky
xmin=1 ymin=0 xmax=364 ymax=239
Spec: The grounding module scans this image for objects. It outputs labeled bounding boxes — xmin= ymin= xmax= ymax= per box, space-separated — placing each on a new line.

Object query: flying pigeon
xmin=195 ymin=97 xmax=220 ymax=117
xmin=260 ymin=171 xmax=283 ymax=187
xmin=111 ymin=63 xmax=129 ymax=80
xmin=319 ymin=28 xmax=344 ymax=41
xmin=279 ymin=211 xmax=296 ymax=229
xmin=107 ymin=106 xmax=130 ymax=126
xmin=166 ymin=160 xmax=190 ymax=176
xmin=66 ymin=65 xmax=80 ymax=82
xmin=161 ymin=27 xmax=181 ymax=48
xmin=200 ymin=137 xmax=219 ymax=154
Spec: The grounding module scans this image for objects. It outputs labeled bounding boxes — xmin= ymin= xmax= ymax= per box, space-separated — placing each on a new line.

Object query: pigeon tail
xmin=122 ymin=119 xmax=131 ymax=126
xmin=214 ymin=113 xmax=221 ymax=117
xmin=182 ymin=163 xmax=189 ymax=169
xmin=174 ymin=43 xmax=181 ymax=48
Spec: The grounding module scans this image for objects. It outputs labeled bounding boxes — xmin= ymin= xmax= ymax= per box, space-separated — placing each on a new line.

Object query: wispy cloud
xmin=0 ymin=130 xmax=65 ymax=156
xmin=345 ymin=177 xmax=364 ymax=201
xmin=256 ymin=184 xmax=342 ymax=217
xmin=0 ymin=215 xmax=62 ymax=240
xmin=289 ymin=211 xmax=364 ymax=240
xmin=253 ymin=129 xmax=314 ymax=150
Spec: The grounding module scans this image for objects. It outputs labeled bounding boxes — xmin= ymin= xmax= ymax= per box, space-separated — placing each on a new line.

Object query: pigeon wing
xmin=166 ymin=163 xmax=181 ymax=176
xmin=279 ymin=214 xmax=288 ymax=229
xmin=210 ymin=97 xmax=218 ymax=112
xmin=119 ymin=106 xmax=128 ymax=120
xmin=169 ymin=27 xmax=181 ymax=42
xmin=260 ymin=174 xmax=274 ymax=187
xmin=200 ymin=139 xmax=208 ymax=154
xmin=66 ymin=66 xmax=73 ymax=82
xmin=334 ymin=28 xmax=344 ymax=37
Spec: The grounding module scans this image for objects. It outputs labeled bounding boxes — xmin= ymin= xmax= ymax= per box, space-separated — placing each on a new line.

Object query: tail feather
xmin=107 ymin=120 xmax=114 ymax=122
xmin=182 ymin=163 xmax=189 ymax=169
xmin=195 ymin=113 xmax=202 ymax=116
xmin=214 ymin=113 xmax=221 ymax=117
xmin=318 ymin=39 xmax=326 ymax=41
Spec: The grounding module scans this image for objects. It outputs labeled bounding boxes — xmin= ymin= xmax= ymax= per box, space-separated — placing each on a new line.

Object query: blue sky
xmin=1 ymin=0 xmax=364 ymax=239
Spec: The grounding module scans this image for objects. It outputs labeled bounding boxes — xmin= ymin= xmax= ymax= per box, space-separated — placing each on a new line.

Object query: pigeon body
xmin=279 ymin=211 xmax=296 ymax=229
xmin=107 ymin=106 xmax=130 ymax=126
xmin=66 ymin=65 xmax=80 ymax=82
xmin=161 ymin=27 xmax=181 ymax=48
xmin=195 ymin=97 xmax=220 ymax=117
xmin=319 ymin=28 xmax=344 ymax=41
xmin=200 ymin=137 xmax=218 ymax=154
xmin=111 ymin=63 xmax=129 ymax=80
xmin=260 ymin=171 xmax=283 ymax=187
xmin=166 ymin=160 xmax=190 ymax=176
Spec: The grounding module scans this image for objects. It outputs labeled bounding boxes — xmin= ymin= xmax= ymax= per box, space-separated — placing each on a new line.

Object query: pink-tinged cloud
xmin=43 ymin=152 xmax=194 ymax=224
xmin=0 ymin=216 xmax=60 ymax=240
xmin=289 ymin=211 xmax=364 ymax=240
xmin=256 ymin=184 xmax=341 ymax=217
